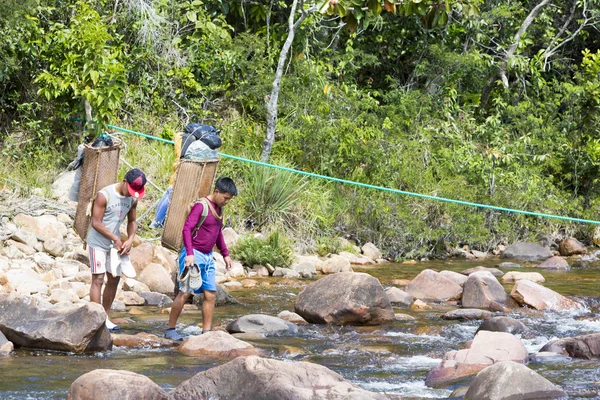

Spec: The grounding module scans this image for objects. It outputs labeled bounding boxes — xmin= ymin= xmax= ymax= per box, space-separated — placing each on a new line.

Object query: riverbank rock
xmin=291 ymin=260 xmax=317 ymax=278
xmin=295 ymin=255 xmax=324 ymax=272
xmin=461 ymin=266 xmax=503 ymax=277
xmin=0 ymin=293 xmax=111 ymax=353
xmin=439 ymin=270 xmax=468 ymax=287
xmin=67 ymin=369 xmax=167 ymax=400
xmin=497 ymin=262 xmax=522 ymax=269
xmin=501 ymin=242 xmax=552 ymax=261
xmin=426 ymin=331 xmax=528 ymax=387
xmin=321 ymin=255 xmax=352 ymax=274
xmin=167 ymin=355 xmax=387 ymax=400
xmin=226 ymin=314 xmax=298 ymax=335
xmin=558 ymin=238 xmax=586 ymax=256
xmin=175 ymin=331 xmax=259 ymax=358
xmin=461 ymin=271 xmax=508 ymax=311
xmin=501 ymin=271 xmax=545 ymax=284
xmin=277 ymin=311 xmax=308 ymax=325
xmin=137 ymin=263 xmax=174 ymax=294
xmin=140 ymin=292 xmax=173 ymax=307
xmin=112 ymin=333 xmax=178 ymax=348
xmin=539 ymin=333 xmax=600 ymax=359
xmin=476 ymin=316 xmax=528 ymax=335
xmin=406 ymin=269 xmax=463 ymax=302
xmin=442 ymin=309 xmax=492 ymax=321
xmin=294 ymin=272 xmax=395 ymax=325
xmin=361 ymin=242 xmax=382 ymax=260
xmin=13 ymin=213 xmax=66 ymax=242
xmin=464 ymin=361 xmax=566 ymax=400
xmin=510 ymin=280 xmax=582 ymax=311
xmin=385 ymin=287 xmax=414 ymax=306
xmin=535 ymin=256 xmax=570 ymax=270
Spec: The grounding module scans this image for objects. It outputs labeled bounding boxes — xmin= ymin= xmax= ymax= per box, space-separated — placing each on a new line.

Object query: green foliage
xmin=232 ymin=230 xmax=295 ymax=268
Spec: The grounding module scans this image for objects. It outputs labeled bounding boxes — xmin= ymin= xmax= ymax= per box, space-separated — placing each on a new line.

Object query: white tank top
xmin=86 ymin=184 xmax=135 ymax=250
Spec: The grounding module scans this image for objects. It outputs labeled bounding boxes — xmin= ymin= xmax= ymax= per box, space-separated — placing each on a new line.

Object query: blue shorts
xmin=178 ymin=248 xmax=216 ymax=294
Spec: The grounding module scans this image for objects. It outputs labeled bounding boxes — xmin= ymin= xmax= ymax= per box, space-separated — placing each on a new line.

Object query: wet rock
xmin=411 ymin=299 xmax=432 ymax=311
xmin=406 ymin=269 xmax=463 ymax=302
xmin=496 ymin=261 xmax=522 ymax=269
xmin=167 ymin=355 xmax=387 ymax=400
xmin=558 ymin=237 xmax=586 ymax=256
xmin=529 ymin=351 xmax=572 ymax=364
xmin=535 ymin=256 xmax=570 ymax=270
xmin=175 ymin=331 xmax=259 ymax=358
xmin=361 ymin=242 xmax=382 ymax=260
xmin=464 ymin=361 xmax=566 ymax=400
xmin=112 ymin=333 xmax=178 ymax=348
xmin=501 ymin=271 xmax=545 ymax=284
xmin=226 ymin=314 xmax=298 ymax=335
xmin=539 ymin=332 xmax=600 ymax=359
xmin=476 ymin=316 xmax=528 ymax=335
xmin=461 ymin=271 xmax=508 ymax=311
xmin=140 ymin=292 xmax=173 ymax=307
xmin=385 ymin=287 xmax=414 ymax=306
xmin=426 ymin=331 xmax=528 ymax=387
xmin=394 ymin=313 xmax=416 ymax=321
xmin=321 ymin=255 xmax=352 ymax=274
xmin=0 ymin=293 xmax=111 ymax=353
xmin=461 ymin=266 xmax=503 ymax=277
xmin=137 ymin=263 xmax=174 ymax=295
xmin=277 ymin=310 xmax=308 ymax=325
xmin=442 ymin=309 xmax=493 ymax=321
xmin=290 ymin=261 xmax=316 ymax=278
xmin=231 ymin=332 xmax=266 ymax=340
xmin=501 ymin=242 xmax=553 ymax=261
xmin=67 ymin=369 xmax=167 ymax=400
xmin=295 ymin=272 xmax=395 ymax=325
xmin=510 ymin=280 xmax=582 ymax=311
xmin=193 ymin=285 xmax=240 ymax=307
xmin=241 ymin=279 xmax=258 ymax=288
xmin=116 ymin=291 xmax=145 ymax=306
xmin=439 ymin=270 xmax=468 ymax=287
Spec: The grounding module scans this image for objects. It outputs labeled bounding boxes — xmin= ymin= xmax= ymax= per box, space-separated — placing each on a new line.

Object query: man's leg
xmin=102 ymin=274 xmax=121 ymax=315
xmin=201 ymin=290 xmax=216 ymax=332
xmin=168 ymin=291 xmax=191 ymax=329
xmin=90 ymin=273 xmax=104 ymax=304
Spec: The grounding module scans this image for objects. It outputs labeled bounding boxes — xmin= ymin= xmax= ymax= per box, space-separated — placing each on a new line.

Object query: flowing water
xmin=1 ymin=257 xmax=600 ymax=399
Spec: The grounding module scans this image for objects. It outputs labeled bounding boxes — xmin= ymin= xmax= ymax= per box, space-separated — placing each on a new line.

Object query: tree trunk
xmin=261 ymin=0 xmax=310 ymax=162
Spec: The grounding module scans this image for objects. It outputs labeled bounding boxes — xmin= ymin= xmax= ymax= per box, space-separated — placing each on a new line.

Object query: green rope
xmin=107 ymin=124 xmax=600 ymax=226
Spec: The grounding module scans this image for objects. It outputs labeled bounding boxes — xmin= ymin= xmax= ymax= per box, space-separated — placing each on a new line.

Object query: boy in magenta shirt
xmin=165 ymin=177 xmax=237 ymax=341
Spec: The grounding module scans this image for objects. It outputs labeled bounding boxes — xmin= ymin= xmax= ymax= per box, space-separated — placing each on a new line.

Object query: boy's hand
xmin=185 ymin=255 xmax=195 ymax=268
xmin=120 ymin=238 xmax=133 ymax=255
xmin=224 ymin=256 xmax=232 ymax=271
xmin=114 ymin=238 xmax=123 ymax=252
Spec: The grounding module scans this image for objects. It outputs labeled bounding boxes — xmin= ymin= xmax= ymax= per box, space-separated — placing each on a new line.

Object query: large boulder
xmin=461 ymin=271 xmax=508 ymax=311
xmin=67 ymin=369 xmax=167 ymax=400
xmin=129 ymin=242 xmax=155 ymax=274
xmin=321 ymin=255 xmax=352 ymax=274
xmin=385 ymin=287 xmax=414 ymax=306
xmin=226 ymin=314 xmax=298 ymax=335
xmin=539 ymin=333 xmax=600 ymax=359
xmin=0 ymin=293 xmax=111 ymax=353
xmin=167 ymin=355 xmax=387 ymax=400
xmin=294 ymin=272 xmax=395 ymax=325
xmin=406 ymin=269 xmax=463 ymax=302
xmin=175 ymin=331 xmax=260 ymax=358
xmin=476 ymin=316 xmax=529 ymax=335
xmin=464 ymin=361 xmax=566 ymax=400
xmin=501 ymin=242 xmax=552 ymax=261
xmin=13 ymin=213 xmax=67 ymax=242
xmin=439 ymin=270 xmax=468 ymax=287
xmin=361 ymin=242 xmax=382 ymax=260
xmin=510 ymin=280 xmax=582 ymax=311
xmin=501 ymin=271 xmax=545 ymax=284
xmin=558 ymin=237 xmax=586 ymax=256
xmin=426 ymin=331 xmax=528 ymax=387
xmin=534 ymin=256 xmax=570 ymax=270
xmin=10 ymin=229 xmax=38 ymax=249
xmin=137 ymin=263 xmax=174 ymax=295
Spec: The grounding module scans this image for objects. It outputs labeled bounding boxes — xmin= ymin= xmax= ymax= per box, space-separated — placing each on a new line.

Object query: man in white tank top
xmin=86 ymin=168 xmax=147 ymax=331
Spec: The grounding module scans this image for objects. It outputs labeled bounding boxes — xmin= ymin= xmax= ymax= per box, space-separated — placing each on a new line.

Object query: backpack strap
xmin=191 ymin=198 xmax=210 ymax=239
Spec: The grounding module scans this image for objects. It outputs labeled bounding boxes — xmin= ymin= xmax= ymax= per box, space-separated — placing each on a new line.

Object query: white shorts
xmin=88 ymin=246 xmax=120 ymax=276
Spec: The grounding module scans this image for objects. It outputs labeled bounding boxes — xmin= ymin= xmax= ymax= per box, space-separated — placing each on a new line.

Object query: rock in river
xmin=226 ymin=314 xmax=298 ymax=335
xmin=510 ymin=280 xmax=582 ymax=311
xmin=67 ymin=369 xmax=167 ymax=400
xmin=539 ymin=332 xmax=600 ymax=359
xmin=406 ymin=269 xmax=463 ymax=302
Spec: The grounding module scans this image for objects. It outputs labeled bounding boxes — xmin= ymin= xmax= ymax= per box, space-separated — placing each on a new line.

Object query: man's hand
xmin=120 ymin=238 xmax=133 ymax=255
xmin=113 ymin=238 xmax=123 ymax=252
xmin=224 ymin=256 xmax=232 ymax=271
xmin=185 ymin=255 xmax=195 ymax=268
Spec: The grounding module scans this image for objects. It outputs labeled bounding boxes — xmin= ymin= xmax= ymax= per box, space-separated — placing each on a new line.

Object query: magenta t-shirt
xmin=182 ymin=198 xmax=229 ymax=257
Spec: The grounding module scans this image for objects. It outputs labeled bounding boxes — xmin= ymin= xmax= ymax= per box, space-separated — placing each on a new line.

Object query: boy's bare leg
xmin=201 ymin=290 xmax=216 ymax=332
xmin=168 ymin=291 xmax=191 ymax=328
xmin=102 ymin=274 xmax=121 ymax=314
xmin=90 ymin=274 xmax=104 ymax=305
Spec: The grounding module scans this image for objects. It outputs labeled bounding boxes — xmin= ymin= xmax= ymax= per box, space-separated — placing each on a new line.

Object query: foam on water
xmin=384 ymin=331 xmax=445 ymax=343
xmin=384 ymin=355 xmax=442 ymax=371
xmin=360 ymin=380 xmax=453 ymax=398
xmin=521 ymin=335 xmax=550 ymax=353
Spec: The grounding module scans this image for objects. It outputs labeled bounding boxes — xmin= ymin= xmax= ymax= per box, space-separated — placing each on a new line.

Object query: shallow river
xmin=1 ymin=255 xmax=600 ymax=399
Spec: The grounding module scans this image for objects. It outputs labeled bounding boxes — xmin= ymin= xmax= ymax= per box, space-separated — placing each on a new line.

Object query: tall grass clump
xmin=232 ymin=229 xmax=295 ymax=268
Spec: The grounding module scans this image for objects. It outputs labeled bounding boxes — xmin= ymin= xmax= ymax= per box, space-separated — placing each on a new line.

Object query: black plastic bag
xmin=184 ymin=123 xmax=222 ymax=150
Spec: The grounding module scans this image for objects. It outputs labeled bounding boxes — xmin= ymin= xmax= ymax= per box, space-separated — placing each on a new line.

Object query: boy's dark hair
xmin=215 ymin=177 xmax=237 ymax=196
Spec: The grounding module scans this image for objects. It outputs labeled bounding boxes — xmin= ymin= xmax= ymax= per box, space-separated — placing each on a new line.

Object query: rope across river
xmin=107 ymin=124 xmax=600 ymax=226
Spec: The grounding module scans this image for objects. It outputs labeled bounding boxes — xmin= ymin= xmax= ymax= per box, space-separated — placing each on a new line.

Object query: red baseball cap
xmin=125 ymin=168 xmax=146 ymax=199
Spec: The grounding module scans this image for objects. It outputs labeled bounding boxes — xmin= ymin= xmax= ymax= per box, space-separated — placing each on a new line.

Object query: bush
xmin=232 ymin=230 xmax=294 ymax=268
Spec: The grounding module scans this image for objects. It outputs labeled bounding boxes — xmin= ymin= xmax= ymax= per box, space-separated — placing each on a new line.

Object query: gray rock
xmin=406 ymin=269 xmax=463 ymax=302
xmin=226 ymin=314 xmax=298 ymax=335
xmin=67 ymin=369 xmax=167 ymax=400
xmin=501 ymin=242 xmax=553 ymax=261
xmin=140 ymin=292 xmax=173 ymax=308
xmin=273 ymin=268 xmax=300 ymax=278
xmin=539 ymin=332 xmax=600 ymax=359
xmin=461 ymin=266 xmax=503 ymax=276
xmin=476 ymin=316 xmax=528 ymax=335
xmin=385 ymin=287 xmax=414 ymax=306
xmin=193 ymin=285 xmax=240 ymax=307
xmin=535 ymin=256 xmax=570 ymax=270
xmin=439 ymin=270 xmax=468 ymax=287
xmin=291 ymin=261 xmax=316 ymax=278
xmin=167 ymin=356 xmax=387 ymax=400
xmin=558 ymin=237 xmax=586 ymax=256
xmin=461 ymin=271 xmax=508 ymax=311
xmin=442 ymin=309 xmax=493 ymax=321
xmin=464 ymin=361 xmax=566 ymax=400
